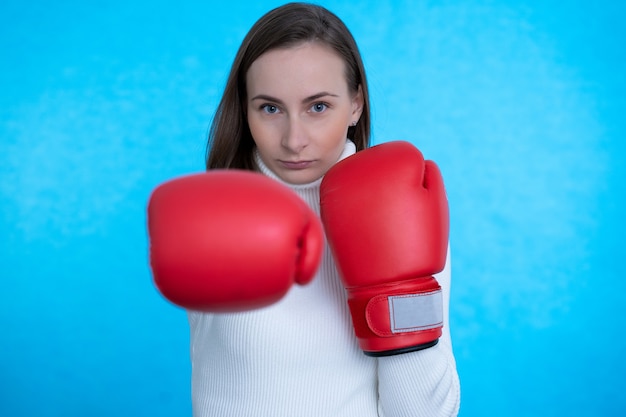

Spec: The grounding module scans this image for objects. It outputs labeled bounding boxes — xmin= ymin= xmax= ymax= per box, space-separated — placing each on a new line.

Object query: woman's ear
xmin=351 ymin=84 xmax=364 ymax=122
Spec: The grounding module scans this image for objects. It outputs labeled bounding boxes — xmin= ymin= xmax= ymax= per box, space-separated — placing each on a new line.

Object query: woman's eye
xmin=262 ymin=104 xmax=279 ymax=114
xmin=311 ymin=102 xmax=328 ymax=113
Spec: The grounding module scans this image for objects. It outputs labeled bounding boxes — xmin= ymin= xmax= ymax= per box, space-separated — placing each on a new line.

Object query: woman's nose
xmin=281 ymin=116 xmax=309 ymax=153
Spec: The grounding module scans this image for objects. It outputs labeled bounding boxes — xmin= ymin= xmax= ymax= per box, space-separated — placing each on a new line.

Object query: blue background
xmin=2 ymin=1 xmax=624 ymax=416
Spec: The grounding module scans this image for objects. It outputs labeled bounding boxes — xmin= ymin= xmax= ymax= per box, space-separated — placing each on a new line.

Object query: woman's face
xmin=246 ymin=42 xmax=363 ymax=184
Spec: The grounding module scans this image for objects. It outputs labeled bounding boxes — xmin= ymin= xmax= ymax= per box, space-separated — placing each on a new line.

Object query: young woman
xmin=178 ymin=2 xmax=459 ymax=416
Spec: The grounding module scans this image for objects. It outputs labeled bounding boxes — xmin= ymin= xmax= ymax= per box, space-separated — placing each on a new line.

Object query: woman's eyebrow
xmin=303 ymin=92 xmax=339 ymax=103
xmin=250 ymin=94 xmax=284 ymax=104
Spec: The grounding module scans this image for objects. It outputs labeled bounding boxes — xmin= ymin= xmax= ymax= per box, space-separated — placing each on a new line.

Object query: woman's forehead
xmin=246 ymin=43 xmax=348 ymax=96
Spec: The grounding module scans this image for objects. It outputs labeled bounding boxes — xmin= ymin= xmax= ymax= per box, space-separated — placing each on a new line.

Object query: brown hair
xmin=206 ymin=2 xmax=371 ymax=170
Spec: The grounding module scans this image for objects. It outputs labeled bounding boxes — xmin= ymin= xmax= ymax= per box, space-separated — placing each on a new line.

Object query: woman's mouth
xmin=280 ymin=160 xmax=314 ymax=170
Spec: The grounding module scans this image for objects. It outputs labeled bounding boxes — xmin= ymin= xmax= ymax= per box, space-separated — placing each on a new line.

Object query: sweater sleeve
xmin=376 ymin=246 xmax=461 ymax=417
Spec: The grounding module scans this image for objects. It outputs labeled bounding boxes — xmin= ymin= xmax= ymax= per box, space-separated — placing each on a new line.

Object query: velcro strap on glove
xmin=365 ymin=289 xmax=443 ymax=337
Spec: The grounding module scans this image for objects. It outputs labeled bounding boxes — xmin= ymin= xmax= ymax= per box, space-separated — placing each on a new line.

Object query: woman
xmin=187 ymin=2 xmax=459 ymax=415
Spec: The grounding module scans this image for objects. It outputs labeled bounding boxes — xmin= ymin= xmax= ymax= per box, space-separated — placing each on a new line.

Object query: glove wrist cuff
xmin=347 ymin=277 xmax=444 ymax=355
xmin=366 ymin=288 xmax=443 ymax=336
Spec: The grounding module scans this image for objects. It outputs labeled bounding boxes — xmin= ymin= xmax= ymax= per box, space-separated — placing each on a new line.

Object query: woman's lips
xmin=280 ymin=160 xmax=314 ymax=170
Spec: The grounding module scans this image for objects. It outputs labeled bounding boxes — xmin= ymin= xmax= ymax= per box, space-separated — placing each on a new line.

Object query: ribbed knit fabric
xmin=187 ymin=140 xmax=460 ymax=416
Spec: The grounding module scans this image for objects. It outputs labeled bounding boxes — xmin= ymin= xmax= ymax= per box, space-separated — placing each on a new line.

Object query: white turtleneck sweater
xmin=187 ymin=140 xmax=460 ymax=416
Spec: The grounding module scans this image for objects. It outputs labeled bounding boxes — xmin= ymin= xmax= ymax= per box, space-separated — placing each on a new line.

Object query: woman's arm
xmin=377 ymin=247 xmax=461 ymax=417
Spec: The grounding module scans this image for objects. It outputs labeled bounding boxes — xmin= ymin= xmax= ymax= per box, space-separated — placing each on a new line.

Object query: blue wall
xmin=1 ymin=1 xmax=624 ymax=416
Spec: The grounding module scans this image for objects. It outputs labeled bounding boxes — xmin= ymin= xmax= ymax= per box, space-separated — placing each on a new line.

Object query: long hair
xmin=206 ymin=2 xmax=371 ymax=170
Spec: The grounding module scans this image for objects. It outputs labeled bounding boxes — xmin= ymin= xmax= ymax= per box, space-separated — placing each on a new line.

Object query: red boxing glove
xmin=320 ymin=141 xmax=449 ymax=356
xmin=147 ymin=170 xmax=323 ymax=312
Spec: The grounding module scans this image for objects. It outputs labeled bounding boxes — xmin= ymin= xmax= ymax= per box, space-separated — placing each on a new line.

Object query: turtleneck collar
xmin=253 ymin=140 xmax=356 ymax=191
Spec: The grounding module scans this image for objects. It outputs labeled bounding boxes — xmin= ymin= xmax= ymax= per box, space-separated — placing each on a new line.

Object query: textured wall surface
xmin=2 ymin=1 xmax=624 ymax=416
